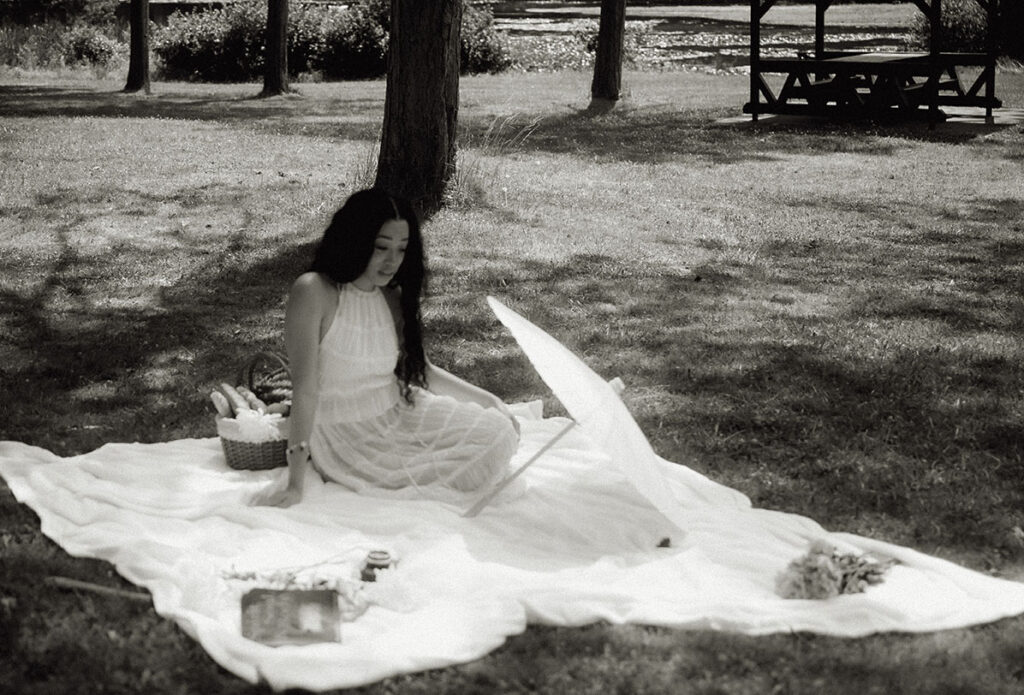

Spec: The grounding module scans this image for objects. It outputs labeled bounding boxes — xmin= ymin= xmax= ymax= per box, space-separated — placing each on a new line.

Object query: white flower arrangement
xmin=218 ymin=409 xmax=288 ymax=443
xmin=223 ymin=561 xmax=369 ymax=621
xmin=775 ymin=539 xmax=896 ymax=600
xmin=222 ymin=549 xmax=422 ymax=620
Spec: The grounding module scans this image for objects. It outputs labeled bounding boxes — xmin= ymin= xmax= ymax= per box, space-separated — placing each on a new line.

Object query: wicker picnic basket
xmin=216 ymin=352 xmax=293 ymax=471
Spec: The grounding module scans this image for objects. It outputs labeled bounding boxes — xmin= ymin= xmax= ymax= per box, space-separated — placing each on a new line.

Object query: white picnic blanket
xmin=3 ymin=401 xmax=1024 ymax=691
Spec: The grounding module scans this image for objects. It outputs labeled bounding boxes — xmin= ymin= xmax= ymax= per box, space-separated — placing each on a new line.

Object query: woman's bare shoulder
xmin=291 ymin=272 xmax=336 ymax=298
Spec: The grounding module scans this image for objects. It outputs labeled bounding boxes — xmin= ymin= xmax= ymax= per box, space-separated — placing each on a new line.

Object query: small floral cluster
xmin=223 ymin=563 xmax=369 ymax=621
xmin=230 ymin=410 xmax=287 ymax=443
xmin=222 ymin=551 xmax=421 ymax=618
xmin=775 ymin=539 xmax=896 ymax=600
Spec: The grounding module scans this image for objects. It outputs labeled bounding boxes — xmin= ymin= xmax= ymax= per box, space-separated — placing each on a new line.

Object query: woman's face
xmin=353 ymin=218 xmax=409 ymax=291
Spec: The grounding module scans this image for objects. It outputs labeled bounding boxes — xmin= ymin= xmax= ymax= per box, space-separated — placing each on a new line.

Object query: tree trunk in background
xmin=124 ymin=0 xmax=150 ymax=93
xmin=376 ymin=0 xmax=462 ymax=218
xmin=261 ymin=0 xmax=290 ymax=96
xmin=589 ymin=0 xmax=626 ymax=106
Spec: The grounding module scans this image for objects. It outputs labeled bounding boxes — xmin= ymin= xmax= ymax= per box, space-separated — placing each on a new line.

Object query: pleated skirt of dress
xmin=309 ymin=388 xmax=519 ymax=503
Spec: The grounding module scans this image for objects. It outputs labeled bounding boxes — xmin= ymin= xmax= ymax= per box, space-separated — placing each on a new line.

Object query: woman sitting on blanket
xmin=254 ymin=188 xmax=520 ymax=507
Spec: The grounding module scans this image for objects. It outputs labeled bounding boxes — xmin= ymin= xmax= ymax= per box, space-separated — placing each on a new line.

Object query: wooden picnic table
xmin=744 ymin=0 xmax=1002 ymax=124
xmin=746 ymin=50 xmax=1001 ymax=122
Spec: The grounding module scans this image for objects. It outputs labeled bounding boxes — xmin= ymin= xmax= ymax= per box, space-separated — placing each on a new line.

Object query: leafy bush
xmin=153 ymin=0 xmax=265 ymax=81
xmin=153 ymin=0 xmax=511 ymax=82
xmin=994 ymin=3 xmax=1023 ymax=60
xmin=315 ymin=4 xmax=387 ymax=80
xmin=912 ymin=0 xmax=1023 ymax=60
xmin=0 ymin=20 xmax=123 ymax=70
xmin=64 ymin=24 xmax=122 ymax=67
xmin=287 ymin=3 xmax=328 ymax=77
xmin=581 ymin=19 xmax=646 ymax=66
xmin=0 ymin=22 xmax=67 ymax=68
xmin=461 ymin=3 xmax=512 ymax=74
xmin=0 ymin=0 xmax=119 ymax=25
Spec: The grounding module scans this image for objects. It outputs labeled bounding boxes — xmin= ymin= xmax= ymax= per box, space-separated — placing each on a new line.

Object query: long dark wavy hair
xmin=309 ymin=188 xmax=427 ymax=400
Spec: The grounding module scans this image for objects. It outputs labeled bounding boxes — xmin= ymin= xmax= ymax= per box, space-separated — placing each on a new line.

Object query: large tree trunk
xmin=589 ymin=0 xmax=626 ymax=107
xmin=124 ymin=0 xmax=150 ymax=94
xmin=376 ymin=0 xmax=462 ymax=217
xmin=261 ymin=0 xmax=290 ymax=96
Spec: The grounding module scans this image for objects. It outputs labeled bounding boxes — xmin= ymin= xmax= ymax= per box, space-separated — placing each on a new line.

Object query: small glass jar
xmin=360 ymin=550 xmax=392 ymax=582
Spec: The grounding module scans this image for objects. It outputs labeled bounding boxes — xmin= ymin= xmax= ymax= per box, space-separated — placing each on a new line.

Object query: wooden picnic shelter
xmin=744 ymin=0 xmax=1002 ymax=123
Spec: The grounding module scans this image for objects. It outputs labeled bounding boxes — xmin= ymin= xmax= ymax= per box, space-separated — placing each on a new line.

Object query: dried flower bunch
xmin=776 ymin=539 xmax=896 ymax=600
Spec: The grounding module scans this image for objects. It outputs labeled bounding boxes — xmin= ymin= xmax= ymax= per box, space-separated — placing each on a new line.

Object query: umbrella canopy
xmin=486 ymin=296 xmax=689 ymax=531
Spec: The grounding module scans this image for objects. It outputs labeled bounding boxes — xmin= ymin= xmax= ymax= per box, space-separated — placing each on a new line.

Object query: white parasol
xmin=463 ymin=297 xmax=688 ymax=533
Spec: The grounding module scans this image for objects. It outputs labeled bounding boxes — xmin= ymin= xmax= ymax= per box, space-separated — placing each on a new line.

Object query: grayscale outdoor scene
xmin=1 ymin=1 xmax=1023 ymax=693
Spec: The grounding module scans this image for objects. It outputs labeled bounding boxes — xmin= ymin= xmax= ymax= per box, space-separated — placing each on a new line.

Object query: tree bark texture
xmin=376 ymin=0 xmax=462 ymax=217
xmin=124 ymin=0 xmax=150 ymax=93
xmin=590 ymin=0 xmax=626 ymax=103
xmin=261 ymin=0 xmax=290 ymax=96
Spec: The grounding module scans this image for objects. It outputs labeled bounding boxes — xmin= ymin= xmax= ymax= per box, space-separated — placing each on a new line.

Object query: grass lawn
xmin=2 ymin=66 xmax=1024 ymax=694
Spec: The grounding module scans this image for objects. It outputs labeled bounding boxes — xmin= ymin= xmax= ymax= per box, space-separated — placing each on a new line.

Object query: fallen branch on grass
xmin=46 ymin=576 xmax=150 ymax=602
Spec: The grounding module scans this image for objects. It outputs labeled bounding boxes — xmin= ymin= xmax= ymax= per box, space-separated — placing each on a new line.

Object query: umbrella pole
xmin=462 ymin=419 xmax=576 ymax=518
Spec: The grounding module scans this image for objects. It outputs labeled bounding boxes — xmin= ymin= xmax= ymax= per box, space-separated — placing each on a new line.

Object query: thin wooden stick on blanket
xmin=463 ymin=419 xmax=576 ymax=518
xmin=45 ymin=576 xmax=151 ymax=602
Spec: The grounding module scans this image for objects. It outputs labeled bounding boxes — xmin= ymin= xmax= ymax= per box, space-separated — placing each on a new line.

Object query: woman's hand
xmin=491 ymin=398 xmax=521 ymax=436
xmin=251 ymin=441 xmax=309 ymax=508
xmin=251 ymin=481 xmax=302 ymax=508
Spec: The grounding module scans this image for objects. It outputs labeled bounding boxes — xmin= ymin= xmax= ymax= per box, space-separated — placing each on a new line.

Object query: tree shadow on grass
xmin=422 ymin=246 xmax=1024 ymax=557
xmin=6 ymin=84 xmax=1017 ymax=168
xmin=0 ymin=221 xmax=315 ymax=453
xmin=485 ymin=103 xmax=1020 ymax=165
xmin=0 ymin=84 xmax=385 ymax=141
xmin=3 ymin=223 xmax=1022 ymax=556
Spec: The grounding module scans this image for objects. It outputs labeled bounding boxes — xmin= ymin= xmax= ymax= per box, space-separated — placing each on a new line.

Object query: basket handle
xmin=236 ymin=351 xmax=291 ymax=390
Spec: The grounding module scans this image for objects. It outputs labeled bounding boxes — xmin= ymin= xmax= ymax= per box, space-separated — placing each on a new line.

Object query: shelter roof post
xmin=928 ymin=0 xmax=941 ymax=126
xmin=984 ymin=0 xmax=997 ymax=122
xmin=750 ymin=0 xmax=761 ymax=120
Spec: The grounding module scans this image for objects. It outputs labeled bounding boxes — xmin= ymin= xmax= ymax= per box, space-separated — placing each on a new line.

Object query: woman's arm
xmin=254 ymin=272 xmax=331 ymax=506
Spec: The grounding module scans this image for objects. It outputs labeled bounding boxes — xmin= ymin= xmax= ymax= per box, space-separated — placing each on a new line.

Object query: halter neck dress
xmin=308 ymin=283 xmax=517 ymax=501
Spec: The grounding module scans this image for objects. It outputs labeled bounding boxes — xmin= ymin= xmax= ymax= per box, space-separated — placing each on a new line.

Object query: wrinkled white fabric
xmin=3 ymin=400 xmax=1024 ymax=691
xmin=309 ymin=283 xmax=516 ymax=500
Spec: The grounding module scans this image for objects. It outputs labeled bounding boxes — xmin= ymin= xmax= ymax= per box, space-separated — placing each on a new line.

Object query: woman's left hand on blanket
xmin=492 ymin=399 xmax=520 ymax=436
xmin=251 ymin=481 xmax=302 ymax=508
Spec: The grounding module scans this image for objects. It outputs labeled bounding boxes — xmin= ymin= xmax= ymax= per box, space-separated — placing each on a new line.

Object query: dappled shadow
xmin=0 ymin=222 xmax=314 ymax=452
xmin=726 ymin=108 xmax=1022 ymax=143
xmin=0 ymin=84 xmax=385 ymax=141
xmin=458 ymin=102 xmax=1018 ymax=166
xmin=461 ymin=107 xmax=896 ymax=164
xmin=418 ymin=244 xmax=1024 ymax=556
xmin=4 ymin=83 xmax=1016 ymax=169
xmin=3 ymin=227 xmax=1023 ymax=557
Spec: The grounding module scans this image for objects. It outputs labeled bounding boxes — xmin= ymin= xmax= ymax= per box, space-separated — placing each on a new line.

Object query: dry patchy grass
xmin=2 ymin=68 xmax=1024 ymax=694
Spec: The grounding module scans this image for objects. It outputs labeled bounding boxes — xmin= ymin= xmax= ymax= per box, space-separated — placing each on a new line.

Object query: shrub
xmin=581 ymin=19 xmax=645 ymax=66
xmin=314 ymin=4 xmax=387 ymax=80
xmin=1 ymin=0 xmax=86 ymax=24
xmin=0 ymin=20 xmax=124 ymax=70
xmin=996 ymin=3 xmax=1024 ymax=60
xmin=912 ymin=0 xmax=1023 ymax=60
xmin=64 ymin=24 xmax=122 ymax=67
xmin=461 ymin=3 xmax=512 ymax=74
xmin=0 ymin=22 xmax=67 ymax=68
xmin=153 ymin=0 xmax=510 ymax=83
xmin=0 ymin=0 xmax=119 ymax=25
xmin=153 ymin=1 xmax=265 ymax=81
xmin=288 ymin=2 xmax=329 ymax=77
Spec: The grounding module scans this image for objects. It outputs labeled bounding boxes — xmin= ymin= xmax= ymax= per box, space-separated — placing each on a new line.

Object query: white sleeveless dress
xmin=308 ymin=283 xmax=517 ymax=501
